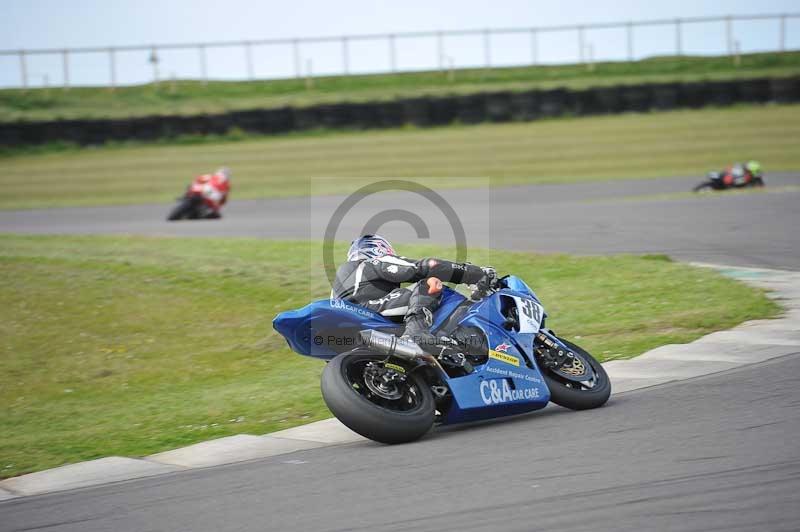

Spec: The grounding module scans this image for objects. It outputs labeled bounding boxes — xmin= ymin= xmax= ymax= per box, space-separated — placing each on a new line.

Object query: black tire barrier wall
xmin=1 ymin=76 xmax=798 ymax=148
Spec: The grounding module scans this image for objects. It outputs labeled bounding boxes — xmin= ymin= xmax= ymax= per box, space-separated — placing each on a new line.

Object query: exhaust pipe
xmin=359 ymin=330 xmax=424 ymax=360
xmin=359 ymin=330 xmax=447 ymax=372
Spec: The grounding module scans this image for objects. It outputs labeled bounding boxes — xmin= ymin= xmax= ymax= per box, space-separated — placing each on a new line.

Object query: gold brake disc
xmin=560 ymin=355 xmax=586 ymax=377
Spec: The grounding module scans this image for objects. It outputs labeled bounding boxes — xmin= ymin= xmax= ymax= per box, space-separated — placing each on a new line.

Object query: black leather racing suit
xmin=332 ymin=255 xmax=486 ymax=344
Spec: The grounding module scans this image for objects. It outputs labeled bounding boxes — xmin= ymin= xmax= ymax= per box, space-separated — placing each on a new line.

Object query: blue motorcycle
xmin=273 ymin=275 xmax=611 ymax=443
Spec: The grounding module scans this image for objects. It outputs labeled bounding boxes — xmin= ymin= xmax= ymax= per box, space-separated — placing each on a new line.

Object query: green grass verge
xmin=2 ymin=103 xmax=800 ymax=210
xmin=0 ymin=234 xmax=779 ymax=478
xmin=1 ymin=52 xmax=799 ymax=122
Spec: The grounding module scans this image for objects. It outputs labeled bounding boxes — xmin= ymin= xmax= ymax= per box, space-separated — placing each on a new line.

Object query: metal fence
xmin=1 ymin=12 xmax=798 ymax=89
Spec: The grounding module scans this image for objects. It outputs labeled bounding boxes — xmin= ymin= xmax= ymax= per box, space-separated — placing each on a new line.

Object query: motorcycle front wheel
xmin=692 ymin=181 xmax=712 ymax=193
xmin=541 ymin=338 xmax=611 ymax=410
xmin=321 ymin=350 xmax=435 ymax=444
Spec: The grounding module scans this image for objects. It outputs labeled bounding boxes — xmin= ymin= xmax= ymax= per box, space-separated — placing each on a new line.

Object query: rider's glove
xmin=477 ymin=266 xmax=498 ymax=290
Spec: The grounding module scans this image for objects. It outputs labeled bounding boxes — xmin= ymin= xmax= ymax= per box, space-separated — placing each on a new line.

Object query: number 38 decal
xmin=514 ymin=296 xmax=544 ymax=333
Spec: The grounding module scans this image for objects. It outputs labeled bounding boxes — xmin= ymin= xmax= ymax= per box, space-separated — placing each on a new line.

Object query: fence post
xmin=19 ymin=50 xmax=28 ymax=90
xmin=149 ymin=47 xmax=160 ymax=84
xmin=293 ymin=39 xmax=301 ymax=79
xmin=388 ymin=34 xmax=396 ymax=72
xmin=199 ymin=45 xmax=208 ymax=85
xmin=245 ymin=41 xmax=254 ymax=80
xmin=109 ymin=48 xmax=117 ymax=89
xmin=626 ymin=22 xmax=634 ymax=61
xmin=483 ymin=29 xmax=491 ymax=68
xmin=62 ymin=49 xmax=70 ymax=90
xmin=341 ymin=36 xmax=349 ymax=75
xmin=530 ymin=28 xmax=537 ymax=65
xmin=436 ymin=31 xmax=444 ymax=71
xmin=578 ymin=26 xmax=585 ymax=63
xmin=726 ymin=16 xmax=733 ymax=55
xmin=779 ymin=14 xmax=786 ymax=52
xmin=305 ymin=59 xmax=314 ymax=90
xmin=675 ymin=18 xmax=682 ymax=56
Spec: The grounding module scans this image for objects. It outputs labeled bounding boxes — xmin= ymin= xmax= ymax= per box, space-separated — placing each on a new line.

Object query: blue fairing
xmin=272 ymin=287 xmax=467 ymax=359
xmin=273 ymin=298 xmax=397 ymax=359
xmin=504 ymin=275 xmax=540 ymax=302
xmin=438 ymin=282 xmax=550 ymax=423
xmin=273 ymin=277 xmax=552 ymax=425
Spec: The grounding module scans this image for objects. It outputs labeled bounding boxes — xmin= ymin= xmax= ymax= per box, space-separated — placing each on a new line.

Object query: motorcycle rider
xmin=728 ymin=164 xmax=749 ymax=186
xmin=187 ymin=167 xmax=231 ymax=219
xmin=746 ymin=160 xmax=763 ymax=180
xmin=332 ymin=234 xmax=496 ymax=352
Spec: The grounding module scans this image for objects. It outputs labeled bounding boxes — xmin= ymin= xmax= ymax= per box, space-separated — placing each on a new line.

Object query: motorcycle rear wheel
xmin=541 ymin=338 xmax=611 ymax=410
xmin=321 ymin=350 xmax=435 ymax=444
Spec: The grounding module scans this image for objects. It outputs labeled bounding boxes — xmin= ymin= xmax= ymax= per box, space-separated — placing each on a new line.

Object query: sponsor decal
xmin=384 ymin=362 xmax=406 ymax=374
xmin=494 ymin=342 xmax=511 ymax=353
xmin=480 ymin=379 xmax=540 ymax=405
xmin=489 ymin=350 xmax=520 ymax=367
xmin=330 ymin=299 xmax=374 ymax=318
xmin=386 ymin=264 xmax=399 ymax=274
xmin=485 ymin=366 xmax=542 ymax=383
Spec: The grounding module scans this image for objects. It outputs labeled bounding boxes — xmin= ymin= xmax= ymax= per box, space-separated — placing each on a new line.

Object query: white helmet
xmin=216 ymin=167 xmax=231 ymax=182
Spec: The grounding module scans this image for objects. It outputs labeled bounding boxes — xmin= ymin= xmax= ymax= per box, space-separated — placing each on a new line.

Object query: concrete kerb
xmin=0 ymin=457 xmax=182 ymax=498
xmin=267 ymin=417 xmax=367 ymax=445
xmin=146 ymin=434 xmax=332 ymax=469
xmin=601 ymin=263 xmax=799 ymax=391
xmin=1 ymin=263 xmax=796 ymax=500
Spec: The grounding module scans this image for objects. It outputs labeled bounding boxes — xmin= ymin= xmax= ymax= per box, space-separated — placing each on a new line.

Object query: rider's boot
xmin=403 ymin=311 xmax=471 ymax=370
xmin=400 ymin=277 xmax=443 ymax=353
xmin=401 ymin=308 xmax=438 ymax=353
xmin=400 ymin=278 xmax=471 ymax=371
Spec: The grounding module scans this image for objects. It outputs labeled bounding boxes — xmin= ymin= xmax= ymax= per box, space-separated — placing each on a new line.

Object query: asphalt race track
xmin=3 ymin=355 xmax=800 ymax=532
xmin=1 ymin=174 xmax=800 ymax=531
xmin=1 ymin=173 xmax=799 ymax=269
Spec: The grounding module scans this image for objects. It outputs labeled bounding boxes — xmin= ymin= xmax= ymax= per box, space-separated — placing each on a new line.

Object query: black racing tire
xmin=542 ymin=338 xmax=611 ymax=411
xmin=166 ymin=197 xmax=195 ymax=221
xmin=692 ymin=182 xmax=712 ymax=193
xmin=321 ymin=350 xmax=435 ymax=444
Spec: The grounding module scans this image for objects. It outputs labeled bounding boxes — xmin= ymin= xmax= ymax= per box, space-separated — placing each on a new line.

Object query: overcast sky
xmin=1 ymin=0 xmax=798 ymax=87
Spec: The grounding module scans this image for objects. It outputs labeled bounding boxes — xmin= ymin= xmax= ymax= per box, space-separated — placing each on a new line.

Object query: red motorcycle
xmin=167 ymin=170 xmax=230 ymax=221
xmin=166 ymin=182 xmax=220 ymax=220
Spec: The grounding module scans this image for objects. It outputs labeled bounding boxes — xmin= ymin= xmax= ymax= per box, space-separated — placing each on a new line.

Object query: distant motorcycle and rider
xmin=693 ymin=161 xmax=764 ymax=192
xmin=167 ymin=167 xmax=231 ymax=221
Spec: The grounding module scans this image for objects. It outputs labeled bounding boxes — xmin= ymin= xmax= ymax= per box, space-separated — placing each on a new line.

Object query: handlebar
xmin=469 ymin=275 xmax=506 ymax=301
